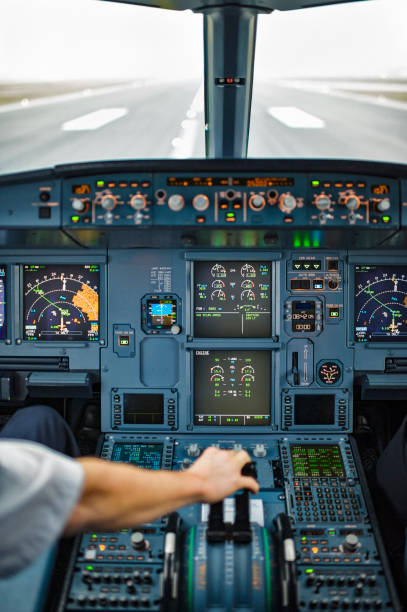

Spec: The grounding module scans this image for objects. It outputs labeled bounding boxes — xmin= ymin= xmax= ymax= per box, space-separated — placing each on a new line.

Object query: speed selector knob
xmin=186 ymin=443 xmax=200 ymax=458
xmin=192 ymin=194 xmax=209 ymax=211
xmin=249 ymin=194 xmax=266 ymax=210
xmin=278 ymin=194 xmax=297 ymax=213
xmin=345 ymin=195 xmax=360 ymax=210
xmin=100 ymin=195 xmax=117 ymax=211
xmin=168 ymin=194 xmax=185 ymax=211
xmin=376 ymin=198 xmax=390 ymax=212
xmin=343 ymin=533 xmax=359 ymax=553
xmin=72 ymin=198 xmax=87 ymax=212
xmin=130 ymin=194 xmax=146 ymax=210
xmin=315 ymin=195 xmax=331 ymax=211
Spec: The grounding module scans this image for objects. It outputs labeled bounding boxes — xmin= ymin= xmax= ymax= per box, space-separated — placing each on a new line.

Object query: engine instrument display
xmin=0 ymin=266 xmax=6 ymax=341
xmin=194 ymin=350 xmax=270 ymax=426
xmin=23 ymin=265 xmax=100 ymax=341
xmin=355 ymin=265 xmax=407 ymax=342
xmin=111 ymin=443 xmax=163 ymax=469
xmin=290 ymin=444 xmax=345 ymax=478
xmin=194 ymin=261 xmax=271 ymax=337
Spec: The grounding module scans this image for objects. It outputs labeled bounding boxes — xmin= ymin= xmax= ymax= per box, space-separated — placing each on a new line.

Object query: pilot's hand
xmin=187 ymin=446 xmax=259 ymax=504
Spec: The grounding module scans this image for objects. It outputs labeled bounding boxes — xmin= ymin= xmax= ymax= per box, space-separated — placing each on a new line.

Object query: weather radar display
xmin=355 ymin=265 xmax=407 ymax=342
xmin=24 ymin=265 xmax=100 ymax=341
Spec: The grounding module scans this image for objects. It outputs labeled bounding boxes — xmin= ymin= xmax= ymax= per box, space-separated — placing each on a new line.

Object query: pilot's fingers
xmin=234 ymin=449 xmax=252 ymax=468
xmin=238 ymin=476 xmax=260 ymax=494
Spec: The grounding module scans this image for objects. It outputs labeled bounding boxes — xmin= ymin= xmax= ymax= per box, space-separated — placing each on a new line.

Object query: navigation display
xmin=354 ymin=265 xmax=407 ymax=342
xmin=123 ymin=393 xmax=164 ymax=425
xmin=290 ymin=444 xmax=345 ymax=478
xmin=0 ymin=266 xmax=6 ymax=341
xmin=194 ymin=350 xmax=270 ymax=426
xmin=23 ymin=264 xmax=100 ymax=341
xmin=194 ymin=261 xmax=271 ymax=337
xmin=111 ymin=443 xmax=163 ymax=469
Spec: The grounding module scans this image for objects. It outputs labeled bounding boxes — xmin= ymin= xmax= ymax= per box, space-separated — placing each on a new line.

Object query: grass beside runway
xmin=0 ymin=80 xmax=132 ymax=106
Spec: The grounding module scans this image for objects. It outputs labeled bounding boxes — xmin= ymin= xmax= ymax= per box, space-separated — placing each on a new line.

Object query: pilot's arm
xmin=0 ymin=440 xmax=258 ymax=577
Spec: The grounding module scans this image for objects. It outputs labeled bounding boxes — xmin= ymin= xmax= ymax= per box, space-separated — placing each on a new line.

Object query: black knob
xmin=77 ymin=595 xmax=87 ymax=606
xmin=120 ymin=596 xmax=128 ymax=607
xmin=143 ymin=570 xmax=152 ymax=583
xmin=363 ymin=600 xmax=371 ymax=610
xmin=126 ymin=579 xmax=136 ymax=593
xmin=342 ymin=599 xmax=351 ymax=610
xmin=130 ymin=597 xmax=139 ymax=607
xmin=373 ymin=600 xmax=382 ymax=610
xmin=109 ymin=596 xmax=118 ymax=607
xmin=141 ymin=597 xmax=150 ymax=607
xmin=82 ymin=570 xmax=92 ymax=584
xmin=310 ymin=600 xmax=319 ymax=609
xmin=352 ymin=599 xmax=361 ymax=610
xmin=113 ymin=572 xmax=121 ymax=583
xmin=133 ymin=570 xmax=141 ymax=583
xmin=330 ymin=598 xmax=340 ymax=609
xmin=321 ymin=599 xmax=329 ymax=609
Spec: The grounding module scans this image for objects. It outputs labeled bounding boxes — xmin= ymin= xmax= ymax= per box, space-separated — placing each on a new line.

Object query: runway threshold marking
xmin=267 ymin=106 xmax=325 ymax=128
xmin=62 ymin=108 xmax=128 ymax=131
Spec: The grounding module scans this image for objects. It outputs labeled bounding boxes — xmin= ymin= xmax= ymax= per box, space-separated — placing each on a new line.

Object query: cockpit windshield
xmin=0 ymin=0 xmax=406 ymax=174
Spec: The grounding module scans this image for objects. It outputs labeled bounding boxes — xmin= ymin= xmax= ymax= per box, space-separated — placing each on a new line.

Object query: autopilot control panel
xmin=0 ymin=159 xmax=405 ymax=611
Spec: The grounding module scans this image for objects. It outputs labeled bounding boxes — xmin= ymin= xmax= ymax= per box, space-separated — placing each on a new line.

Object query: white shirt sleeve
xmin=0 ymin=439 xmax=84 ymax=576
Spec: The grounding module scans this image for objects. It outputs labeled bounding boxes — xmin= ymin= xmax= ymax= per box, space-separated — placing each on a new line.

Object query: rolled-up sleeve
xmin=0 ymin=439 xmax=84 ymax=577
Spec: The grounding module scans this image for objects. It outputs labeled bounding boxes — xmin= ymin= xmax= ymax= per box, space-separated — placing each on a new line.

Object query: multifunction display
xmin=0 ymin=266 xmax=6 ymax=341
xmin=123 ymin=393 xmax=164 ymax=425
xmin=290 ymin=444 xmax=345 ymax=478
xmin=194 ymin=350 xmax=270 ymax=426
xmin=194 ymin=261 xmax=271 ymax=337
xmin=355 ymin=265 xmax=407 ymax=342
xmin=292 ymin=301 xmax=316 ymax=333
xmin=111 ymin=443 xmax=163 ymax=469
xmin=23 ymin=265 xmax=100 ymax=341
xmin=294 ymin=394 xmax=335 ymax=425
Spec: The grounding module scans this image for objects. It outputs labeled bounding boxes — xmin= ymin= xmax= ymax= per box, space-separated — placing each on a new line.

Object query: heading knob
xmin=168 ymin=194 xmax=185 ymax=211
xmin=130 ymin=194 xmax=146 ymax=210
xmin=343 ymin=533 xmax=359 ymax=553
xmin=186 ymin=443 xmax=200 ymax=458
xmin=315 ymin=195 xmax=332 ymax=211
xmin=193 ymin=194 xmax=209 ymax=211
xmin=100 ymin=195 xmax=117 ymax=211
xmin=249 ymin=194 xmax=266 ymax=211
xmin=131 ymin=531 xmax=147 ymax=551
xmin=278 ymin=194 xmax=296 ymax=213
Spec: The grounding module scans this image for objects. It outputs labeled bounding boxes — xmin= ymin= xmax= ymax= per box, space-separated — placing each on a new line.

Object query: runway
xmin=0 ymin=79 xmax=406 ymax=175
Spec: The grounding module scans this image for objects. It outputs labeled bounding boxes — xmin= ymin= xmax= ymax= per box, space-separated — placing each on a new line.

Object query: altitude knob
xmin=343 ymin=533 xmax=359 ymax=553
xmin=345 ymin=195 xmax=360 ymax=210
xmin=249 ymin=194 xmax=266 ymax=211
xmin=193 ymin=194 xmax=209 ymax=211
xmin=72 ymin=198 xmax=87 ymax=212
xmin=376 ymin=198 xmax=390 ymax=212
xmin=100 ymin=195 xmax=117 ymax=211
xmin=130 ymin=194 xmax=146 ymax=210
xmin=186 ymin=443 xmax=200 ymax=458
xmin=315 ymin=195 xmax=332 ymax=211
xmin=279 ymin=194 xmax=297 ymax=213
xmin=131 ymin=531 xmax=146 ymax=550
xmin=168 ymin=194 xmax=185 ymax=211
xmin=253 ymin=443 xmax=267 ymax=458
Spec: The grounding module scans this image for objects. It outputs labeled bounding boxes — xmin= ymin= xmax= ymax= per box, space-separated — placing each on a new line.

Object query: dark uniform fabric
xmin=376 ymin=415 xmax=407 ymax=524
xmin=0 ymin=405 xmax=80 ymax=457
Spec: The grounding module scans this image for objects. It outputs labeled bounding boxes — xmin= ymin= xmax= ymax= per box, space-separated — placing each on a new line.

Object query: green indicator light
xmin=305 ymin=569 xmax=314 ymax=574
xmin=303 ymin=235 xmax=311 ymax=248
xmin=382 ymin=216 xmax=390 ymax=222
xmin=301 ymin=536 xmax=307 ymax=541
xmin=96 ymin=180 xmax=105 ymax=187
xmin=328 ymin=530 xmax=336 ymax=536
xmin=293 ymin=232 xmax=301 ymax=248
xmin=226 ymin=212 xmax=235 ymax=217
xmin=311 ymin=180 xmax=320 ymax=187
xmin=71 ymin=216 xmax=80 ymax=222
xmin=86 ymin=566 xmax=94 ymax=571
xmin=91 ymin=534 xmax=97 ymax=538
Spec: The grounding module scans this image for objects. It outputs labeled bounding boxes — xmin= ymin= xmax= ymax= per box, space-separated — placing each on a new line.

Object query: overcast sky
xmin=1 ymin=0 xmax=406 ymax=81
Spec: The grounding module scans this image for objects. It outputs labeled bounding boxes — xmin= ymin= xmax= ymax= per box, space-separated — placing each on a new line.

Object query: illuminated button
xmin=233 ymin=202 xmax=241 ymax=209
xmin=71 ymin=215 xmax=80 ymax=223
xmin=283 ymin=216 xmax=294 ymax=223
xmin=329 ymin=307 xmax=340 ymax=318
xmin=196 ymin=216 xmax=206 ymax=223
xmin=313 ymin=279 xmax=324 ymax=290
xmin=220 ymin=202 xmax=229 ymax=210
xmin=119 ymin=336 xmax=129 ymax=346
xmin=225 ymin=213 xmax=236 ymax=222
xmin=381 ymin=215 xmax=391 ymax=223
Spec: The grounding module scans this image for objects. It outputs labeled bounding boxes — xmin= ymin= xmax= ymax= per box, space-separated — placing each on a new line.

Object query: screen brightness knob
xmin=168 ymin=194 xmax=185 ymax=211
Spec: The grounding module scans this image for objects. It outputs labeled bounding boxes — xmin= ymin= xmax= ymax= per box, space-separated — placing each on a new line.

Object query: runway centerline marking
xmin=267 ymin=106 xmax=325 ymax=129
xmin=62 ymin=108 xmax=128 ymax=131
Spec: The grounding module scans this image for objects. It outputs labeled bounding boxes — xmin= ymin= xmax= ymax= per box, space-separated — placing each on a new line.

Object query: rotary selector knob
xmin=345 ymin=195 xmax=360 ymax=210
xmin=72 ymin=198 xmax=87 ymax=212
xmin=168 ymin=194 xmax=185 ymax=211
xmin=279 ymin=194 xmax=297 ymax=213
xmin=186 ymin=443 xmax=200 ymax=458
xmin=233 ymin=443 xmax=243 ymax=452
xmin=376 ymin=198 xmax=390 ymax=212
xmin=253 ymin=443 xmax=267 ymax=458
xmin=100 ymin=194 xmax=117 ymax=211
xmin=170 ymin=324 xmax=181 ymax=335
xmin=343 ymin=533 xmax=359 ymax=553
xmin=131 ymin=531 xmax=146 ymax=550
xmin=130 ymin=194 xmax=146 ymax=210
xmin=249 ymin=194 xmax=266 ymax=211
xmin=315 ymin=195 xmax=332 ymax=211
xmin=192 ymin=194 xmax=210 ymax=211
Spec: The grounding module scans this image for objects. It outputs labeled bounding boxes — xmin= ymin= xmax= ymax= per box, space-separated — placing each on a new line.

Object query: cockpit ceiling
xmin=100 ymin=0 xmax=371 ymax=13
